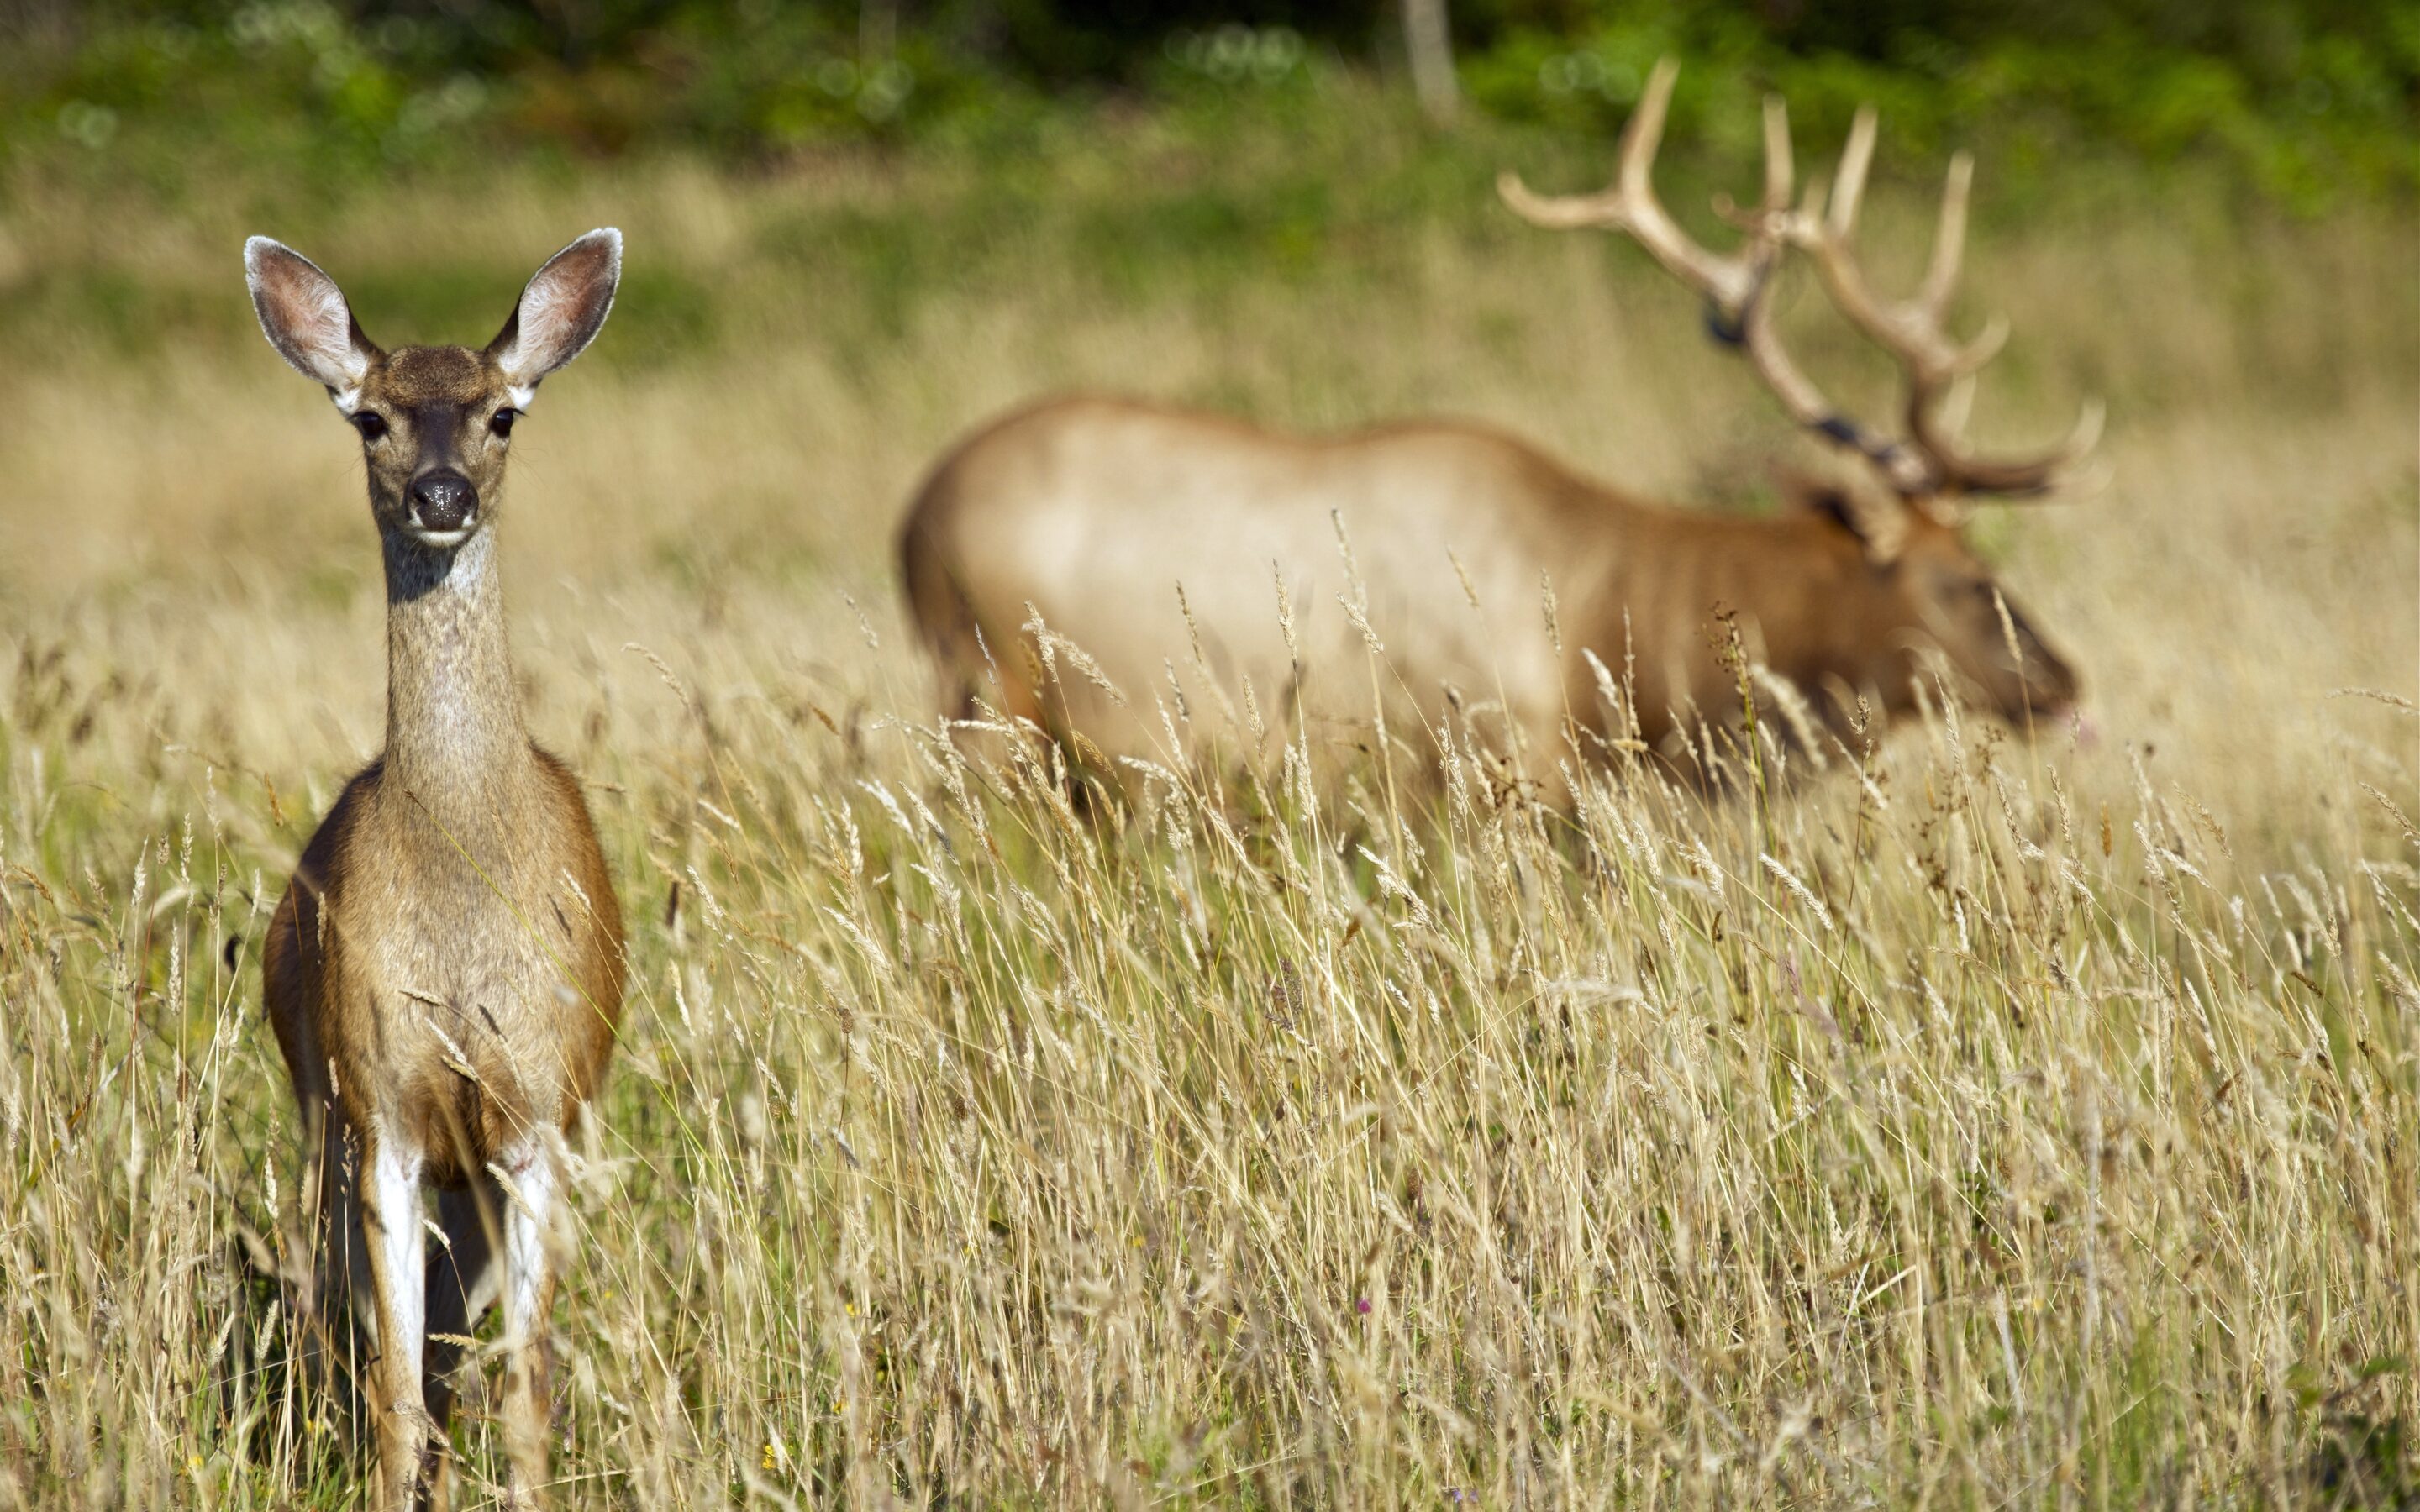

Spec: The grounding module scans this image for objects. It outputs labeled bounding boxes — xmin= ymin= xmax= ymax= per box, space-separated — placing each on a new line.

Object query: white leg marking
xmin=496 ymin=1145 xmax=562 ymax=1501
xmin=369 ymin=1141 xmax=428 ymax=1372
xmin=499 ymin=1149 xmax=557 ymax=1351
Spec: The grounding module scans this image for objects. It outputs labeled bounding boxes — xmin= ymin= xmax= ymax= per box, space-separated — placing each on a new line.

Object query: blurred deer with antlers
xmin=898 ymin=60 xmax=2102 ymax=786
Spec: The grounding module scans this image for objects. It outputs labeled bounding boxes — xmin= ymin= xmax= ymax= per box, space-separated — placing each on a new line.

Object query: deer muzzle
xmin=408 ymin=469 xmax=479 ymax=540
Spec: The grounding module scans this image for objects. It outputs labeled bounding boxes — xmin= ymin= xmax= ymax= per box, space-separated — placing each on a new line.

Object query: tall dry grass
xmin=0 ymin=124 xmax=2416 ymax=1504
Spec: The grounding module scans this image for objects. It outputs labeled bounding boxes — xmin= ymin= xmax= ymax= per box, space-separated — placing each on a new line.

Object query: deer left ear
xmin=1797 ymin=483 xmax=1865 ymax=540
xmin=487 ymin=228 xmax=621 ymax=404
xmin=1776 ymin=470 xmax=1905 ymax=563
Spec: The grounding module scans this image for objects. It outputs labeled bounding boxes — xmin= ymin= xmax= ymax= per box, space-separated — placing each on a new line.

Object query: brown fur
xmin=899 ymin=394 xmax=2078 ymax=785
xmin=248 ymin=230 xmax=624 ymax=1508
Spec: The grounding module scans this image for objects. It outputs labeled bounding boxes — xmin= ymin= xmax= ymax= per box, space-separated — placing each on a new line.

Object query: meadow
xmin=2 ymin=74 xmax=2418 ymax=1505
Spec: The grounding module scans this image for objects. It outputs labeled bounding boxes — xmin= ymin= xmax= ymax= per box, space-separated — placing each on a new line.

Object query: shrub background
xmin=5 ymin=0 xmax=2416 ymax=202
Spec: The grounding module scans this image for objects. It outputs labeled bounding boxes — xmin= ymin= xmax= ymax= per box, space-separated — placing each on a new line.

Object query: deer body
xmin=249 ymin=233 xmax=626 ymax=1508
xmin=269 ymin=532 xmax=623 ymax=1168
xmin=903 ymin=394 xmax=2072 ymax=772
xmin=902 ymin=64 xmax=2097 ymax=783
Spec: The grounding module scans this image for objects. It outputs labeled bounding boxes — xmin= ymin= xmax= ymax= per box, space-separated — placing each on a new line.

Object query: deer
xmin=246 ymin=228 xmax=628 ymax=1509
xmin=897 ymin=61 xmax=2102 ymax=791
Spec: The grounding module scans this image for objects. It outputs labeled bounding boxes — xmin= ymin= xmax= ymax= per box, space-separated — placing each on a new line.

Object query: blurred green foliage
xmin=1 ymin=0 xmax=2413 ymax=207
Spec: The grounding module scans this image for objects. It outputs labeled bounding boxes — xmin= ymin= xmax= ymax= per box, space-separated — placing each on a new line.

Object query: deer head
xmin=1778 ymin=474 xmax=2081 ymax=723
xmin=1502 ymin=60 xmax=2099 ymax=728
xmin=245 ymin=229 xmax=622 ymax=550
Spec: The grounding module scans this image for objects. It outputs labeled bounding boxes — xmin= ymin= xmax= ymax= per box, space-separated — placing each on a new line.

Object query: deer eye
xmin=349 ymin=411 xmax=388 ymax=442
xmin=489 ymin=407 xmax=518 ymax=438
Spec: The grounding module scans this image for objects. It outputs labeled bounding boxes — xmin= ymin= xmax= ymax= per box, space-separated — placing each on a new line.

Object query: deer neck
xmin=380 ymin=526 xmax=535 ymax=837
xmin=1721 ymin=520 xmax=1876 ymax=683
xmin=1618 ymin=516 xmax=1849 ymax=677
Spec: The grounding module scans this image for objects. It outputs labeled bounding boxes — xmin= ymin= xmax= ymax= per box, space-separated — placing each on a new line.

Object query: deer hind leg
xmin=421 ymin=1180 xmax=503 ymax=1512
xmin=497 ymin=1147 xmax=563 ymax=1507
xmin=361 ymin=1137 xmax=434 ymax=1509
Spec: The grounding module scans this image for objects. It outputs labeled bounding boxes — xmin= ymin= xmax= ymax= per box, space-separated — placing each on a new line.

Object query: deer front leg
xmin=497 ymin=1148 xmax=562 ymax=1507
xmin=363 ymin=1137 xmax=434 ymax=1509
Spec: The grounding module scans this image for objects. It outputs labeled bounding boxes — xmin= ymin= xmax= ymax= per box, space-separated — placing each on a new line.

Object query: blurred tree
xmin=1403 ymin=0 xmax=1459 ymax=123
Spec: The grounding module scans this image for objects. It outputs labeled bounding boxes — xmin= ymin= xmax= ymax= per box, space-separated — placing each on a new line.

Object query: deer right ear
xmin=245 ymin=238 xmax=378 ymax=402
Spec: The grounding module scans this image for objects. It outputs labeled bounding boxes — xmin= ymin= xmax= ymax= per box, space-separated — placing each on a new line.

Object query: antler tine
xmin=1760 ymin=92 xmax=1792 ymax=218
xmin=1497 ymin=58 xmax=1765 ymax=315
xmin=1914 ymin=151 xmax=1973 ymax=319
xmin=1826 ymin=105 xmax=1878 ymax=242
xmin=1909 ymin=394 xmax=2106 ymax=495
xmin=1615 ymin=55 xmax=1681 ymax=206
xmin=1495 ymin=171 xmax=1624 ymax=230
xmin=1495 ymin=57 xmax=1681 ymax=234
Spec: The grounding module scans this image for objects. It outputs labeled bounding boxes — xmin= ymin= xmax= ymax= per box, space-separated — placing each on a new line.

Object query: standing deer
xmin=248 ymin=230 xmax=627 ymax=1508
xmin=898 ymin=63 xmax=2100 ymax=785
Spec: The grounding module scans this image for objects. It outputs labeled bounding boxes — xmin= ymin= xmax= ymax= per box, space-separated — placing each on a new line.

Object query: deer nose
xmin=409 ymin=470 xmax=478 ymax=533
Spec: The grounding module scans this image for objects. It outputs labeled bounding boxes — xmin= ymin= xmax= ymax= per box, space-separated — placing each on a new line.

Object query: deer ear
xmin=487 ymin=228 xmax=621 ymax=402
xmin=1797 ymin=484 xmax=1867 ymax=540
xmin=1776 ymin=468 xmax=1906 ymax=563
xmin=245 ymin=238 xmax=379 ymax=402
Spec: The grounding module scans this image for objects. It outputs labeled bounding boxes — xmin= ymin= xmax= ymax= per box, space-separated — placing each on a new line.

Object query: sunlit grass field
xmin=3 ymin=81 xmax=2417 ymax=1504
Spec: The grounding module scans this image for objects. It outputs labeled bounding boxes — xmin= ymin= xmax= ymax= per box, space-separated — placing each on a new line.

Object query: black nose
xmin=409 ymin=470 xmax=477 ymax=533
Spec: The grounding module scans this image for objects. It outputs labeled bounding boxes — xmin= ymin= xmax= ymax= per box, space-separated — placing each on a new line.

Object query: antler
xmin=1501 ymin=61 xmax=2102 ymax=501
xmin=1788 ymin=107 xmax=2103 ymax=496
xmin=1497 ymin=60 xmax=1842 ymax=445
